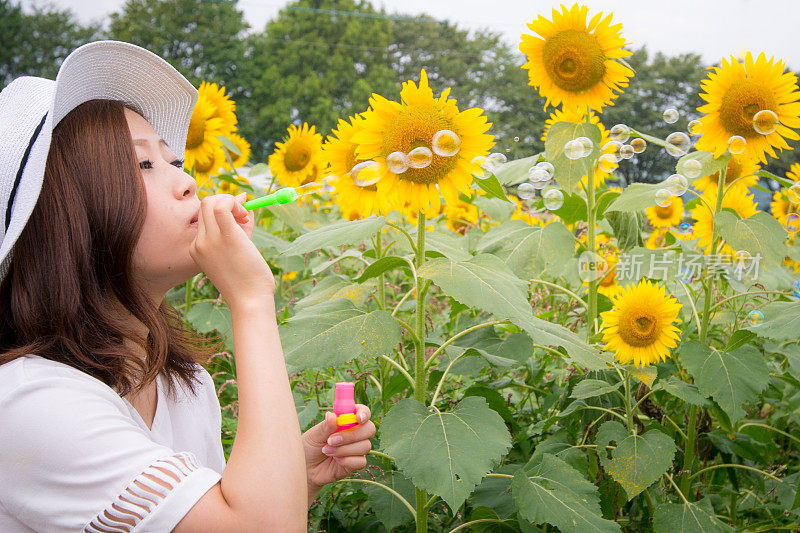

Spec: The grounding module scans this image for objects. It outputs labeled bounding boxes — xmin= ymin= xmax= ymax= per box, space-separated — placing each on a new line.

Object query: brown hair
xmin=0 ymin=99 xmax=224 ymax=400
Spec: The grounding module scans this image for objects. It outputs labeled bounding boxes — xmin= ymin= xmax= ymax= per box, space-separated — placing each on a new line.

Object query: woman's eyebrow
xmin=133 ymin=138 xmax=170 ymax=150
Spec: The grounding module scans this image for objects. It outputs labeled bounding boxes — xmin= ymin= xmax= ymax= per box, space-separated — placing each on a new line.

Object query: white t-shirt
xmin=0 ymin=353 xmax=226 ymax=532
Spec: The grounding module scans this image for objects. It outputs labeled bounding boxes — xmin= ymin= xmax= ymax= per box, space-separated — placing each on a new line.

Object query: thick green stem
xmin=413 ymin=212 xmax=430 ymax=533
xmin=680 ymin=162 xmax=727 ymax=498
xmin=185 ymin=276 xmax=195 ymax=314
xmin=376 ymin=231 xmax=386 ymax=309
xmin=586 ymin=162 xmax=598 ymax=339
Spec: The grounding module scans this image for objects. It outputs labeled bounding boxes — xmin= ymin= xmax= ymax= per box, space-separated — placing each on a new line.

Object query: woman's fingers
xmin=322 ymin=439 xmax=372 ymax=458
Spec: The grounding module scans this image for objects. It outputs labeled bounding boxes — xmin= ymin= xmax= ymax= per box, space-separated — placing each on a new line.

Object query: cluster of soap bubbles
xmin=563 ymin=137 xmax=594 ymax=160
xmin=516 ymin=161 xmax=564 ymax=211
xmin=606 ymin=125 xmax=645 ymax=161
xmin=471 ymin=152 xmax=508 ymax=179
xmin=654 ymin=173 xmax=689 ymax=207
xmin=352 ymin=129 xmax=464 ymax=187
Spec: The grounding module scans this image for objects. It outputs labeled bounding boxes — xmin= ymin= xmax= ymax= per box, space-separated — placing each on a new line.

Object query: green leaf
xmin=604 ymin=182 xmax=666 ymax=213
xmin=605 ymin=211 xmax=643 ymax=250
xmin=743 ymin=300 xmax=800 ymax=341
xmin=570 ymin=379 xmax=623 ymax=400
xmin=474 ymin=174 xmax=512 ymax=202
xmin=471 ymin=464 xmax=523 ymax=519
xmin=419 ymin=231 xmax=472 ymax=261
xmin=476 ymin=220 xmax=534 ymax=254
xmin=474 ymin=195 xmax=516 ymax=221
xmin=417 ymin=254 xmax=609 ymax=370
xmin=511 ymin=453 xmax=620 ymax=533
xmin=595 ymin=422 xmax=677 ymax=500
xmin=679 ymin=340 xmax=770 ymax=422
xmin=251 ymin=226 xmax=290 ymax=254
xmin=493 ymin=154 xmax=542 ymax=185
xmin=653 ymin=497 xmax=728 ymax=532
xmin=656 ymin=377 xmax=710 ymax=406
xmin=363 ymin=470 xmax=416 ymax=531
xmin=379 ymin=396 xmax=512 ymax=511
xmin=217 ymin=134 xmax=241 ymax=156
xmin=352 ymin=256 xmax=410 ymax=283
xmin=186 ymin=300 xmax=232 ymax=337
xmin=248 ymin=163 xmax=269 ymax=177
xmin=676 ymin=151 xmax=730 ymax=183
xmin=544 ymin=122 xmax=603 ymax=195
xmin=279 ymin=299 xmax=400 ymax=371
xmin=267 ymin=202 xmax=308 ymax=233
xmin=713 ymin=211 xmax=788 ymax=268
xmin=500 ymin=221 xmax=576 ymax=280
xmin=549 ymin=191 xmax=588 ymax=225
xmin=281 ymin=216 xmax=385 ymax=256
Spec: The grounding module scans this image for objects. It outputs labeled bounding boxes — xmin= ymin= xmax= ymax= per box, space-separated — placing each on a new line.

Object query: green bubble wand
xmin=241 ymin=182 xmax=324 ymax=211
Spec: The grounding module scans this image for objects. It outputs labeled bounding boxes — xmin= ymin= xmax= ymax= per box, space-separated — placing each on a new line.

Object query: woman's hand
xmin=301 ymin=405 xmax=376 ymax=492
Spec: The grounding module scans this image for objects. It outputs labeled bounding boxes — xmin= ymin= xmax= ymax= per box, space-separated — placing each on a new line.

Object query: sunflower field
xmin=169 ymin=3 xmax=800 ymax=531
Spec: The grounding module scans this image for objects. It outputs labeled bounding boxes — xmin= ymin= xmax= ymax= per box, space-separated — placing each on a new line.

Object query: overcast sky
xmin=19 ymin=0 xmax=800 ymax=68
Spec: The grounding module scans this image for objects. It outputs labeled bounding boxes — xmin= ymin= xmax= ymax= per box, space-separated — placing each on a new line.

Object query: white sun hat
xmin=0 ymin=40 xmax=198 ymax=284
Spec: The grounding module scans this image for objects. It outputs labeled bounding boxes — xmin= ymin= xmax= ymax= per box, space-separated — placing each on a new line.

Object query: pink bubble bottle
xmin=333 ymin=382 xmax=358 ymax=431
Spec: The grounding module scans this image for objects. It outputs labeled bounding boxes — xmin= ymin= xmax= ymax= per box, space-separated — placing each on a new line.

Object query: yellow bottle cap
xmin=337 ymin=413 xmax=358 ymax=425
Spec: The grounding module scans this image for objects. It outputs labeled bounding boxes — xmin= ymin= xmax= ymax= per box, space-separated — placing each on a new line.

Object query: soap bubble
xmin=322 ymin=175 xmax=338 ymax=193
xmin=631 ymin=138 xmax=647 ymax=153
xmin=728 ymin=135 xmax=746 ymax=155
xmin=665 ymin=173 xmax=689 ymax=195
xmin=543 ymin=188 xmax=564 ymax=210
xmin=488 ymin=152 xmax=508 ymax=166
xmin=432 ymin=130 xmax=461 ymax=156
xmin=386 ymin=151 xmax=410 ymax=174
xmin=535 ymin=161 xmax=555 ymax=175
xmin=793 ymin=279 xmax=800 ymax=298
xmin=678 ymin=221 xmax=693 ymax=235
xmin=787 ymin=183 xmax=800 ymax=204
xmin=620 ymin=144 xmax=635 ymax=160
xmin=602 ymin=141 xmax=623 ymax=162
xmin=682 ymin=158 xmax=703 ymax=179
xmin=787 ymin=213 xmax=800 ymax=232
xmin=665 ymin=132 xmax=691 ymax=157
xmin=514 ymin=136 xmax=520 ymax=142
xmin=471 ymin=155 xmax=492 ymax=178
xmin=655 ymin=188 xmax=673 ymax=207
xmin=688 ymin=119 xmax=703 ymax=136
xmin=529 ymin=168 xmax=551 ymax=183
xmin=532 ymin=178 xmax=549 ymax=190
xmin=662 ymin=107 xmax=679 ymax=124
xmin=518 ymin=182 xmax=536 ymax=200
xmin=576 ymin=136 xmax=594 ymax=155
xmin=351 ymin=160 xmax=381 ymax=187
xmin=408 ymin=147 xmax=433 ymax=168
xmin=564 ymin=139 xmax=586 ymax=160
xmin=753 ymin=109 xmax=779 ymax=135
xmin=609 ymin=124 xmax=631 ymax=143
xmin=747 ymin=309 xmax=765 ymax=327
xmin=598 ymin=153 xmax=618 ymax=173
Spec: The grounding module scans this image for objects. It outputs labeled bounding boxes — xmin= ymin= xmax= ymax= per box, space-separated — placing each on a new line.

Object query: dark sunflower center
xmin=186 ymin=116 xmax=206 ymax=149
xmin=382 ymin=105 xmax=458 ymax=185
xmin=285 ymin=143 xmax=311 ymax=172
xmin=195 ymin=155 xmax=215 ymax=173
xmin=655 ymin=204 xmax=674 ymax=219
xmin=618 ymin=311 xmax=659 ymax=347
xmin=542 ymin=30 xmax=606 ymax=92
xmin=718 ymin=80 xmax=777 ymax=138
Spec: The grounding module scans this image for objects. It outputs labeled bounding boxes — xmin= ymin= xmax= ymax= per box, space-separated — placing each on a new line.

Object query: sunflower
xmin=600 ymin=279 xmax=682 ymax=368
xmin=269 ymin=123 xmax=324 ymax=188
xmin=352 ymin=69 xmax=494 ymax=216
xmin=198 ymin=81 xmax=238 ymax=130
xmin=443 ymin=200 xmax=480 ymax=233
xmin=542 ymin=107 xmax=616 ymax=188
xmin=690 ymin=185 xmax=758 ymax=256
xmin=695 ymin=52 xmax=800 ymax=164
xmin=221 ymin=132 xmax=251 ymax=170
xmin=510 ymin=195 xmax=553 ymax=226
xmin=597 ymin=258 xmax=621 ymax=299
xmin=193 ymin=146 xmax=226 ymax=192
xmin=693 ymin=154 xmax=760 ymax=192
xmin=323 ymin=115 xmax=390 ymax=220
xmin=645 ymin=228 xmax=668 ymax=249
xmin=184 ymin=91 xmax=227 ymax=173
xmin=520 ymin=3 xmax=634 ymax=112
xmin=645 ymin=195 xmax=684 ymax=229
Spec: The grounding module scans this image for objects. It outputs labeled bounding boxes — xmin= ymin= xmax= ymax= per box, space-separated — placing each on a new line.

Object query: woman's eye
xmin=139 ymin=160 xmax=153 ymax=170
xmin=172 ymin=159 xmax=184 ymax=168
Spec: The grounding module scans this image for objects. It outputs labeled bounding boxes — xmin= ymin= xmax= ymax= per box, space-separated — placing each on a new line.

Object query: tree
xmin=107 ymin=0 xmax=249 ymax=89
xmin=237 ymin=0 xmax=398 ymax=161
xmin=0 ymin=0 xmax=102 ymax=89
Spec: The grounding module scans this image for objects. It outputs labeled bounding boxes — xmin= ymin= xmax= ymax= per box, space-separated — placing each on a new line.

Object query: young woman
xmin=0 ymin=40 xmax=374 ymax=532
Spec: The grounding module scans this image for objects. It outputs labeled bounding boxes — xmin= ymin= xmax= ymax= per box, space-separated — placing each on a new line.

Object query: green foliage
xmin=544 ymin=122 xmax=603 ymax=195
xmin=652 ymin=497 xmax=730 ymax=532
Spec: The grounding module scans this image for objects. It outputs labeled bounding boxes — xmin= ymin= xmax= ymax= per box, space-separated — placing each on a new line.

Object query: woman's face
xmin=125 ymin=108 xmax=201 ymax=302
